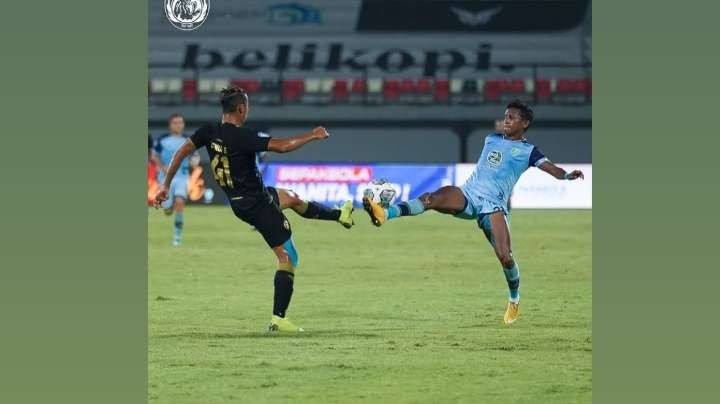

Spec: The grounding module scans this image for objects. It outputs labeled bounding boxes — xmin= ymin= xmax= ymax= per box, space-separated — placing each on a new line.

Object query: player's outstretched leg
xmin=483 ymin=211 xmax=521 ymax=324
xmin=275 ymin=188 xmax=354 ymax=229
xmin=363 ymin=185 xmax=467 ymax=227
xmin=268 ymin=237 xmax=304 ymax=332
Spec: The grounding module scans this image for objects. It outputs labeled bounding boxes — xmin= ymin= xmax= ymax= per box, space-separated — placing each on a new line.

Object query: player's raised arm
xmin=153 ymin=139 xmax=197 ymax=208
xmin=267 ymin=126 xmax=329 ymax=154
xmin=538 ymin=161 xmax=584 ymax=180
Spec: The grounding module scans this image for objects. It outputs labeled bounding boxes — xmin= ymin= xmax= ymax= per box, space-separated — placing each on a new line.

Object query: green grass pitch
xmin=149 ymin=206 xmax=591 ymax=403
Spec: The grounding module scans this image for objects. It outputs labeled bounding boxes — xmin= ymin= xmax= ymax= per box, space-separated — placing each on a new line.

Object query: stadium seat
xmin=150 ymin=78 xmax=168 ymax=93
xmin=367 ymin=78 xmax=383 ymax=93
xmin=300 ymin=78 xmax=332 ymax=104
xmin=434 ymin=79 xmax=450 ymax=102
xmin=304 ymin=78 xmax=322 ymax=93
xmin=555 ymin=79 xmax=590 ymax=104
xmin=282 ymin=79 xmax=304 ymax=102
xmin=167 ymin=78 xmax=182 ymax=93
xmin=351 ymin=79 xmax=367 ymax=94
xmin=149 ymin=78 xmax=182 ymax=105
xmin=321 ymin=79 xmax=334 ymax=93
xmin=399 ymin=79 xmax=416 ymax=93
xmin=212 ymin=79 xmax=229 ymax=93
xmin=524 ymin=78 xmax=535 ymax=94
xmin=348 ymin=79 xmax=366 ymax=104
xmin=556 ymin=79 xmax=574 ymax=93
xmin=197 ymin=78 xmax=213 ymax=94
xmin=506 ymin=80 xmax=524 ymax=93
xmin=383 ymin=80 xmax=400 ymax=102
xmin=366 ymin=78 xmax=383 ymax=104
xmin=535 ymin=79 xmax=552 ymax=101
xmin=415 ymin=79 xmax=433 ymax=104
xmin=397 ymin=79 xmax=416 ymax=104
xmin=484 ymin=80 xmax=501 ymax=102
xmin=332 ymin=79 xmax=349 ymax=101
xmin=585 ymin=79 xmax=592 ymax=98
xmin=231 ymin=79 xmax=261 ymax=93
xmin=196 ymin=78 xmax=228 ymax=105
xmin=417 ymin=79 xmax=432 ymax=94
xmin=449 ymin=78 xmax=482 ymax=104
xmin=494 ymin=79 xmax=530 ymax=102
xmin=449 ymin=79 xmax=462 ymax=94
xmin=182 ymin=79 xmax=197 ymax=102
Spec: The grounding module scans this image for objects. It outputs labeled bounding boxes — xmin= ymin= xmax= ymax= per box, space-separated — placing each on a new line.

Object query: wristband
xmin=563 ymin=172 xmax=572 ymax=180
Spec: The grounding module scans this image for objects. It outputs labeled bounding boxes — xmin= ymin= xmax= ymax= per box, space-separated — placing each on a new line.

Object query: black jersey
xmin=190 ymin=122 xmax=271 ymax=197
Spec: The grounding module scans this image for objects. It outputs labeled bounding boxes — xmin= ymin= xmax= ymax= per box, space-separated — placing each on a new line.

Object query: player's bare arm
xmin=267 ymin=127 xmax=329 ymax=153
xmin=153 ymin=139 xmax=197 ymax=207
xmin=538 ymin=161 xmax=584 ymax=180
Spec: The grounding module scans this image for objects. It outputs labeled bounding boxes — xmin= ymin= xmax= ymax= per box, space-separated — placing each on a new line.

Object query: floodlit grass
xmin=149 ymin=206 xmax=591 ymax=403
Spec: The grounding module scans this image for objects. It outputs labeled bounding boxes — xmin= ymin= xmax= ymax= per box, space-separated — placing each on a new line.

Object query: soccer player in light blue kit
xmin=152 ymin=113 xmax=198 ymax=246
xmin=363 ymin=100 xmax=584 ymax=324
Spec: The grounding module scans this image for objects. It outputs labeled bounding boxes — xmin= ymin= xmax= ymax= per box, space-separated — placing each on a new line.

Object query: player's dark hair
xmin=168 ymin=113 xmax=183 ymax=122
xmin=506 ymin=100 xmax=534 ymax=130
xmin=220 ymin=86 xmax=248 ymax=113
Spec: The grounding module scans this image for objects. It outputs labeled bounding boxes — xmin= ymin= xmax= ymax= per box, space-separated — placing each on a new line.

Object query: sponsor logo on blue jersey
xmin=487 ymin=150 xmax=503 ymax=168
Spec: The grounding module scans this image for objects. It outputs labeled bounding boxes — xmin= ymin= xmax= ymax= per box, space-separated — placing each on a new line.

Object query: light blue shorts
xmin=456 ymin=189 xmax=506 ymax=220
xmin=456 ymin=189 xmax=508 ymax=246
xmin=159 ymin=175 xmax=188 ymax=209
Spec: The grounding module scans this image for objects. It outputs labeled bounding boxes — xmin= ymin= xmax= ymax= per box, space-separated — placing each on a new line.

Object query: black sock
xmin=273 ymin=270 xmax=294 ymax=317
xmin=300 ymin=201 xmax=341 ymax=221
xmin=397 ymin=202 xmax=411 ymax=216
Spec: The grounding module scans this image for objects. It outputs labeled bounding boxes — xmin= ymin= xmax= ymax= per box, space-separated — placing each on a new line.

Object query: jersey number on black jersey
xmin=210 ymin=144 xmax=234 ymax=188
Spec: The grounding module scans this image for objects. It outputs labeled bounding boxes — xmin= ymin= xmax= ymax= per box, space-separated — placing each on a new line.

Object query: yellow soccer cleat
xmin=362 ymin=196 xmax=387 ymax=227
xmin=503 ymin=301 xmax=520 ymax=324
xmin=268 ymin=315 xmax=305 ymax=332
xmin=338 ymin=200 xmax=355 ymax=229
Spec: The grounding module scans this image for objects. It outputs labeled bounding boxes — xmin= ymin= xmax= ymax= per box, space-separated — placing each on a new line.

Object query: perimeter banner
xmin=264 ymin=163 xmax=455 ymax=207
xmin=168 ymin=162 xmax=592 ymax=208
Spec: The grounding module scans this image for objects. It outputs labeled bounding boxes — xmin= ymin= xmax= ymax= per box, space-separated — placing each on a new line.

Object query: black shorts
xmin=229 ymin=187 xmax=291 ymax=248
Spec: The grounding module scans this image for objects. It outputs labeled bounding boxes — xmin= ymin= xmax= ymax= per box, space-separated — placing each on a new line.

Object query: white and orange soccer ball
xmin=362 ymin=179 xmax=398 ymax=208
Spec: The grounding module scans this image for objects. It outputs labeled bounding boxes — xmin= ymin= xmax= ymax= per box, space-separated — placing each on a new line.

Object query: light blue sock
xmin=503 ymin=263 xmax=520 ymax=302
xmin=386 ymin=198 xmax=426 ymax=220
xmin=174 ymin=212 xmax=184 ymax=240
xmin=282 ymin=237 xmax=299 ymax=268
xmin=386 ymin=205 xmax=401 ymax=219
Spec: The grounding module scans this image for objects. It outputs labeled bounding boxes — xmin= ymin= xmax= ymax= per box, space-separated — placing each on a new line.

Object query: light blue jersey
xmin=459 ymin=133 xmax=547 ymax=218
xmin=155 ymin=133 xmax=191 ymax=176
xmin=154 ymin=133 xmax=190 ymax=206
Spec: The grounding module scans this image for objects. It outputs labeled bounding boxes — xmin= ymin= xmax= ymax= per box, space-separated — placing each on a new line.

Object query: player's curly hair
xmin=220 ymin=85 xmax=248 ymax=113
xmin=506 ymin=99 xmax=534 ymax=129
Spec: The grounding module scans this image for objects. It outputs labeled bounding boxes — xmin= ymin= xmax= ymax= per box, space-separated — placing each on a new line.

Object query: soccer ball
xmin=363 ymin=179 xmax=397 ymax=208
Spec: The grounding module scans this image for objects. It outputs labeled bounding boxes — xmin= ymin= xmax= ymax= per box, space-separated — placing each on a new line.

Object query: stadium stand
xmin=149 ymin=0 xmax=591 ymax=163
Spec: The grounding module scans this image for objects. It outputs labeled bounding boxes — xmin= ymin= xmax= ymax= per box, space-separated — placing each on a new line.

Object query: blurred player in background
xmin=154 ymin=86 xmax=354 ymax=332
xmin=363 ymin=100 xmax=584 ymax=324
xmin=151 ymin=114 xmax=198 ymax=246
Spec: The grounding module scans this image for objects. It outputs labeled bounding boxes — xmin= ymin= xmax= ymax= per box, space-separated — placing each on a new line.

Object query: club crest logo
xmin=165 ymin=0 xmax=210 ymax=31
xmin=487 ymin=150 xmax=503 ymax=168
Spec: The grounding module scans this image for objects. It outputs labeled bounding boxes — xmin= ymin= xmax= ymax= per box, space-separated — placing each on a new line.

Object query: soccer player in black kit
xmin=154 ymin=86 xmax=354 ymax=332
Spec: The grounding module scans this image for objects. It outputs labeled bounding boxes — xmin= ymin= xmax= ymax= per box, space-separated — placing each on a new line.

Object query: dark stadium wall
xmin=150 ymin=126 xmax=591 ymax=164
